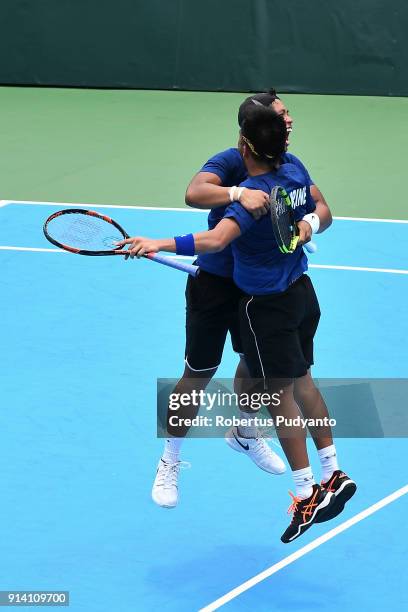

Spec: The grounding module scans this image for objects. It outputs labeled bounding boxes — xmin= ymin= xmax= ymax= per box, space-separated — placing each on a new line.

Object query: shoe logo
xmin=233 ymin=429 xmax=249 ymax=451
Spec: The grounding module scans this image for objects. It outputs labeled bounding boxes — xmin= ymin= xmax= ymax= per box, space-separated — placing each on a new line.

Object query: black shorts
xmin=239 ymin=274 xmax=321 ymax=379
xmin=185 ymin=270 xmax=245 ymax=371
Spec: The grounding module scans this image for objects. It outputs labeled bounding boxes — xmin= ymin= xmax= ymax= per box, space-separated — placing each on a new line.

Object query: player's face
xmin=272 ymin=99 xmax=293 ymax=146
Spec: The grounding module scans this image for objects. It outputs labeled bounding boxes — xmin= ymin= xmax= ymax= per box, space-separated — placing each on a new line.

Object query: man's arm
xmin=297 ymin=184 xmax=333 ymax=245
xmin=116 ymin=218 xmax=241 ymax=258
xmin=185 ymin=172 xmax=270 ymax=220
xmin=284 ymin=152 xmax=332 ymax=238
xmin=185 ymin=172 xmax=230 ymax=209
xmin=190 ymin=218 xmax=241 ymax=253
xmin=311 ymin=185 xmax=332 ymax=233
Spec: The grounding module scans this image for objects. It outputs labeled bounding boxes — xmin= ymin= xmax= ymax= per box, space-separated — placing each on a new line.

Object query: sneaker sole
xmin=151 ymin=494 xmax=177 ymax=509
xmin=225 ymin=435 xmax=286 ymax=475
xmin=155 ymin=504 xmax=177 ymax=509
xmin=282 ymin=491 xmax=336 ymax=543
xmin=315 ymin=481 xmax=357 ymax=523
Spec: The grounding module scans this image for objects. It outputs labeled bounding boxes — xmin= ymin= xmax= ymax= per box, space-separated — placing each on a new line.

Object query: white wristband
xmin=236 ymin=187 xmax=244 ymax=201
xmin=301 ymin=213 xmax=320 ymax=234
xmin=229 ymin=186 xmax=237 ymax=202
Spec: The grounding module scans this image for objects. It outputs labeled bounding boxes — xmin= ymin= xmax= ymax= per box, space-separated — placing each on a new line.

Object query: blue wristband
xmin=174 ymin=233 xmax=195 ymax=256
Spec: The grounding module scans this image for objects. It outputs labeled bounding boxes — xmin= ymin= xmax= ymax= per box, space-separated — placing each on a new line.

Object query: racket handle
xmin=145 ymin=252 xmax=200 ymax=277
xmin=304 ymin=241 xmax=317 ymax=254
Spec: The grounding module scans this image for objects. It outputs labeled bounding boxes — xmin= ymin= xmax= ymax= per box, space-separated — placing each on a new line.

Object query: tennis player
xmin=118 ymin=105 xmax=356 ymax=543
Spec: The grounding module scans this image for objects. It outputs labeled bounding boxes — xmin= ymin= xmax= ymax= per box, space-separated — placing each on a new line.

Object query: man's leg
xmin=153 ymin=363 xmax=218 ymax=508
xmin=294 ymin=275 xmax=356 ymax=519
xmin=238 ymin=287 xmax=336 ymax=543
xmin=294 ymin=372 xmax=357 ymax=522
xmin=228 ymin=295 xmax=286 ymax=474
xmin=152 ymin=271 xmax=229 ymax=508
xmin=294 ymin=372 xmax=334 ymax=456
xmin=261 ymin=378 xmax=335 ymax=543
xmin=226 ymin=356 xmax=286 ymax=474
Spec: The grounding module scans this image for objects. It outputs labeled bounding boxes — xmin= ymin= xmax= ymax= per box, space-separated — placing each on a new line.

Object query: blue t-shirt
xmin=196 ymin=148 xmax=314 ymax=277
xmin=223 ymin=163 xmax=316 ymax=295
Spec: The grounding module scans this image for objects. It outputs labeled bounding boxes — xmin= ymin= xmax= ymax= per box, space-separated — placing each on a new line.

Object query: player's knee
xmin=294 ymin=371 xmax=317 ymax=401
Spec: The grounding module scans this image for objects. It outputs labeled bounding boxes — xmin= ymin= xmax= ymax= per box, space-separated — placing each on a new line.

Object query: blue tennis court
xmin=1 ymin=201 xmax=407 ymax=611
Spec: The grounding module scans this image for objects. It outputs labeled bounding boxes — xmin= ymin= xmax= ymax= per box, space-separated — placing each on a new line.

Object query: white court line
xmin=0 ymin=199 xmax=206 ymax=213
xmin=0 ymin=246 xmax=189 ymax=258
xmin=199 ymin=484 xmax=408 ymax=612
xmin=0 ymin=246 xmax=67 ymax=253
xmin=1 ymin=200 xmax=408 ymax=223
xmin=334 ymin=215 xmax=408 ymax=224
xmin=309 ymin=263 xmax=408 ymax=275
xmin=1 ymin=246 xmax=407 ymax=275
xmin=0 ymin=246 xmax=192 ymax=258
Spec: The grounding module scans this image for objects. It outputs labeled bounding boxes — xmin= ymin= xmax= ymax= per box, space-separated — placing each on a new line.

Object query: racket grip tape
xmin=144 ymin=252 xmax=200 ymax=277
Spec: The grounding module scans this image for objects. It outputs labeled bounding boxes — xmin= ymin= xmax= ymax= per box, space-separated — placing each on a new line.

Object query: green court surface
xmin=1 ymin=86 xmax=407 ymax=218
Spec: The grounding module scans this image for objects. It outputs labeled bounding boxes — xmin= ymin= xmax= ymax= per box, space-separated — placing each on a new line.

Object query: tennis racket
xmin=269 ymin=186 xmax=317 ymax=254
xmin=43 ymin=208 xmax=200 ymax=277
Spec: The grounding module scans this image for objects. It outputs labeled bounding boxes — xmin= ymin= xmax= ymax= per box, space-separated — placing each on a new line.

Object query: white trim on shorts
xmin=245 ymin=296 xmax=266 ymax=387
xmin=184 ymin=357 xmax=220 ymax=373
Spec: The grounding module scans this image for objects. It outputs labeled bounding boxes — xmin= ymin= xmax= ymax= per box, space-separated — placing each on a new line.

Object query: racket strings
xmin=62 ymin=217 xmax=101 ymax=246
xmin=275 ymin=194 xmax=295 ymax=249
xmin=48 ymin=214 xmax=123 ymax=251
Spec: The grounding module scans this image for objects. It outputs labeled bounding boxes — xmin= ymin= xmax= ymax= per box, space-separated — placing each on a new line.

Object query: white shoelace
xmin=252 ymin=437 xmax=274 ymax=459
xmin=256 ymin=427 xmax=282 ymax=449
xmin=156 ymin=461 xmax=190 ymax=489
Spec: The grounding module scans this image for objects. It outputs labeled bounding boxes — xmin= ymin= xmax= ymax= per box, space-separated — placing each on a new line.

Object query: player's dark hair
xmin=238 ymin=88 xmax=280 ymax=127
xmin=240 ymin=105 xmax=287 ymax=166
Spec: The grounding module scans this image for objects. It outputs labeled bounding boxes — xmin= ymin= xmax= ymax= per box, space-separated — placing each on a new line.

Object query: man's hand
xmin=296 ymin=220 xmax=313 ymax=246
xmin=239 ymin=188 xmax=270 ymax=220
xmin=116 ymin=236 xmax=160 ymax=259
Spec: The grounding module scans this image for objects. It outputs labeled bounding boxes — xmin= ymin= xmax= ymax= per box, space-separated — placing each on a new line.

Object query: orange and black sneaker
xmin=315 ymin=470 xmax=357 ymax=523
xmin=281 ymin=484 xmax=335 ymax=544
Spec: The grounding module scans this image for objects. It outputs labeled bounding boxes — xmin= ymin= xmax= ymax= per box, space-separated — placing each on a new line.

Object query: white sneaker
xmin=152 ymin=458 xmax=188 ymax=508
xmin=225 ymin=426 xmax=286 ymax=474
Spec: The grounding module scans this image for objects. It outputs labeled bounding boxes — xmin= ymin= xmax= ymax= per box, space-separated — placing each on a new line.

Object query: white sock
xmin=162 ymin=438 xmax=184 ymax=463
xmin=293 ymin=466 xmax=315 ymax=499
xmin=318 ymin=444 xmax=339 ymax=483
xmin=237 ymin=410 xmax=258 ymax=438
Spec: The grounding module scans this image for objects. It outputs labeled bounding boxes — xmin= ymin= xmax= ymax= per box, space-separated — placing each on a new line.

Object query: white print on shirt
xmin=289 ymin=186 xmax=307 ymax=209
